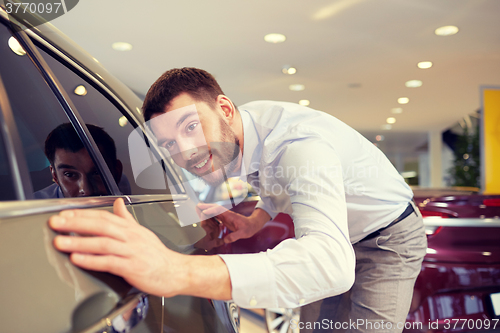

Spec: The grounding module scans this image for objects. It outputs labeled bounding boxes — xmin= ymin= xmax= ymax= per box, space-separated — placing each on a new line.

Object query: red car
xmin=405 ymin=194 xmax=500 ymax=333
xmin=202 ymin=183 xmax=500 ymax=333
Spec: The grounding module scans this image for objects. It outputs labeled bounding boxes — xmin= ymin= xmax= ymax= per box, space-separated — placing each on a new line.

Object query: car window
xmin=0 ymin=25 xmax=112 ymax=200
xmin=35 ymin=46 xmax=182 ymax=196
xmin=0 ymin=126 xmax=16 ymax=201
xmin=193 ymin=173 xmax=256 ymax=204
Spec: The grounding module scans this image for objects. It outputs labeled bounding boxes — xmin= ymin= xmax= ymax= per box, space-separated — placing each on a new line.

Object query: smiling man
xmin=150 ymin=100 xmax=242 ymax=187
xmin=50 ymin=68 xmax=427 ymax=332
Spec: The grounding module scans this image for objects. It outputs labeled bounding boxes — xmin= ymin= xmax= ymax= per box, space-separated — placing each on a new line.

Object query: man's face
xmin=50 ymin=148 xmax=108 ymax=197
xmin=150 ymin=93 xmax=241 ymax=187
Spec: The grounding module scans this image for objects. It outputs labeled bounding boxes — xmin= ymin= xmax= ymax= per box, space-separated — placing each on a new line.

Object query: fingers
xmin=49 ymin=214 xmax=127 ymax=241
xmin=60 ymin=208 xmax=130 ymax=227
xmin=113 ymin=198 xmax=136 ymax=222
xmin=223 ymin=231 xmax=243 ymax=244
xmin=196 ymin=203 xmax=228 ymax=217
xmin=196 ymin=203 xmax=217 ymax=210
xmin=49 ymin=200 xmax=138 ymax=240
xmin=69 ymin=253 xmax=129 ymax=276
xmin=54 ymin=235 xmax=131 ymax=256
xmin=200 ymin=218 xmax=219 ymax=231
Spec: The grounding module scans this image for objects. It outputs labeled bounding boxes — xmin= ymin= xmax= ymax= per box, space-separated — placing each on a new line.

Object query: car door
xmin=0 ymin=17 xmax=148 ymax=333
xmin=27 ymin=21 xmax=238 ymax=332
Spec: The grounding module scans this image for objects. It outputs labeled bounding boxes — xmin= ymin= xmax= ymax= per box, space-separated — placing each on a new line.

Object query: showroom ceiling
xmin=50 ymin=0 xmax=500 ymax=154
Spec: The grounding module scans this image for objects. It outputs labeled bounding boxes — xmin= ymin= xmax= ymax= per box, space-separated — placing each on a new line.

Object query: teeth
xmin=195 ymin=157 xmax=209 ymax=169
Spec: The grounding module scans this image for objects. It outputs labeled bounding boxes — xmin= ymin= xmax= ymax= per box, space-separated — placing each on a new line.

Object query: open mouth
xmin=194 ymin=156 xmax=209 ymax=169
xmin=192 ymin=154 xmax=212 ymax=174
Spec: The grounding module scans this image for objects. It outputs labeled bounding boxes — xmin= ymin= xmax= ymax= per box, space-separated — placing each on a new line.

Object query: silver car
xmin=0 ymin=6 xmax=238 ymax=333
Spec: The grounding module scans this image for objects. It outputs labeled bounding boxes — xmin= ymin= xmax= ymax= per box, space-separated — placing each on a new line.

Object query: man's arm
xmin=50 ymin=198 xmax=232 ymax=300
xmin=197 ymin=203 xmax=271 ymax=243
xmin=217 ymin=138 xmax=356 ymax=308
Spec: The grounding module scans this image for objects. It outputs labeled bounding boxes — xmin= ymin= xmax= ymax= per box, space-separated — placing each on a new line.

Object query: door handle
xmin=78 ymin=293 xmax=148 ymax=333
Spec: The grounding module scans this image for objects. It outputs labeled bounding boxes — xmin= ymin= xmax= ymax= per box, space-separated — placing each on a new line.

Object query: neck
xmin=232 ymin=109 xmax=244 ymax=175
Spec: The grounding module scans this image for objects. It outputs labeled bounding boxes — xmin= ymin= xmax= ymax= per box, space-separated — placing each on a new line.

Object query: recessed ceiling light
xmin=282 ymin=65 xmax=297 ymax=75
xmin=381 ymin=124 xmax=392 ymax=130
xmin=375 ymin=135 xmax=384 ymax=142
xmin=417 ymin=61 xmax=433 ymax=69
xmin=264 ymin=33 xmax=286 ymax=44
xmin=289 ymin=84 xmax=305 ymax=91
xmin=119 ymin=116 xmax=128 ymax=127
xmin=8 ymin=37 xmax=26 ymax=56
xmin=387 ymin=117 xmax=396 ymax=124
xmin=401 ymin=171 xmax=417 ymax=178
xmin=112 ymin=42 xmax=133 ymax=51
xmin=74 ymin=85 xmax=87 ymax=96
xmin=299 ymin=99 xmax=310 ymax=106
xmin=398 ymin=97 xmax=409 ymax=104
xmin=405 ymin=80 xmax=423 ymax=88
xmin=435 ymin=25 xmax=459 ymax=36
xmin=391 ymin=108 xmax=403 ymax=114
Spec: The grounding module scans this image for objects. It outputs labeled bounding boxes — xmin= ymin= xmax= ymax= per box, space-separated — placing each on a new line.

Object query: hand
xmin=49 ymin=198 xmax=186 ymax=297
xmin=194 ymin=218 xmax=225 ymax=251
xmin=196 ymin=203 xmax=269 ymax=243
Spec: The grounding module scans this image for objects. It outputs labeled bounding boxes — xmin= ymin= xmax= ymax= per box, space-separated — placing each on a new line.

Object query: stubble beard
xmin=190 ymin=118 xmax=241 ymax=187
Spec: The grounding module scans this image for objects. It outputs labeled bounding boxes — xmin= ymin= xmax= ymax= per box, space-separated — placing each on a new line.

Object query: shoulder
xmin=34 ymin=183 xmax=62 ymax=199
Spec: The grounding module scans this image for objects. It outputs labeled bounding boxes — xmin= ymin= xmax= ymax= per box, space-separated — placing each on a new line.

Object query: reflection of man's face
xmin=150 ymin=93 xmax=241 ymax=187
xmin=50 ymin=148 xmax=108 ymax=197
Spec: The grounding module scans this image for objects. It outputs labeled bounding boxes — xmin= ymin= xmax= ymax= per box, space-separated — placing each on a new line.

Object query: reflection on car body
xmin=0 ymin=6 xmax=238 ymax=333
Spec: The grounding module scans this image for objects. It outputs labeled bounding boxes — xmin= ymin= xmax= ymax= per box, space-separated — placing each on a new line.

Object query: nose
xmin=178 ymin=139 xmax=199 ymax=161
xmin=78 ymin=177 xmax=93 ymax=197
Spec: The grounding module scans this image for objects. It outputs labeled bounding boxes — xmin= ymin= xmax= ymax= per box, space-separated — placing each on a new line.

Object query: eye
xmin=164 ymin=140 xmax=176 ymax=150
xmin=186 ymin=122 xmax=198 ymax=132
xmin=63 ymin=171 xmax=77 ymax=178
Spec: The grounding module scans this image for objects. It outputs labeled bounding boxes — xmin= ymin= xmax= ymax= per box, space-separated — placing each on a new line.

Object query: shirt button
xmin=249 ymin=297 xmax=257 ymax=307
xmin=299 ymin=299 xmax=305 ymax=305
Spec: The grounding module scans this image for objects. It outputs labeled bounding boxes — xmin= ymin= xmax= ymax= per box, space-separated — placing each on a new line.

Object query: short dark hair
xmin=45 ymin=123 xmax=117 ymax=167
xmin=142 ymin=67 xmax=225 ymax=122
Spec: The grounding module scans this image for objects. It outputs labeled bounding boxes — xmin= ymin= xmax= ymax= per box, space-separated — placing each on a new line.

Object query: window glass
xmin=0 ymin=128 xmax=16 ymax=201
xmin=0 ymin=25 xmax=111 ymax=199
xmin=36 ymin=46 xmax=181 ymax=195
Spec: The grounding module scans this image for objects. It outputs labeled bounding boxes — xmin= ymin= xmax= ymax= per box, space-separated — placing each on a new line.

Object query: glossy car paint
xmin=205 ymin=198 xmax=295 ymax=255
xmin=0 ymin=7 xmax=237 ymax=333
xmin=421 ymin=194 xmax=500 ymax=218
xmin=0 ymin=198 xmax=132 ymax=332
xmin=404 ymin=195 xmax=500 ymax=332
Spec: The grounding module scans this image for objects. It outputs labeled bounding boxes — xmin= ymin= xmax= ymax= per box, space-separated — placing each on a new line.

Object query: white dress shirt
xmin=219 ymin=101 xmax=413 ymax=309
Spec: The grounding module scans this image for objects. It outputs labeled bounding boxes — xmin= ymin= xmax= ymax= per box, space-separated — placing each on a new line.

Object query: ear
xmin=217 ymin=95 xmax=236 ymax=122
xmin=50 ymin=165 xmax=59 ymax=185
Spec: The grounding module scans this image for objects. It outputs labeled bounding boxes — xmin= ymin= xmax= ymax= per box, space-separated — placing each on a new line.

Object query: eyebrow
xmin=176 ymin=111 xmax=197 ymax=128
xmin=157 ymin=111 xmax=198 ymax=147
xmin=56 ymin=164 xmax=77 ymax=170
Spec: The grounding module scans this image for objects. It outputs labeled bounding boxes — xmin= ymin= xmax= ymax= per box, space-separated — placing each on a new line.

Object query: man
xmin=35 ymin=123 xmax=125 ymax=198
xmin=50 ymin=68 xmax=427 ymax=332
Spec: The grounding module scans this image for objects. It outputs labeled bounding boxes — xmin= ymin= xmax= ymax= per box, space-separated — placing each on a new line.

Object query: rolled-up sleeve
xmin=219 ymin=138 xmax=355 ymax=308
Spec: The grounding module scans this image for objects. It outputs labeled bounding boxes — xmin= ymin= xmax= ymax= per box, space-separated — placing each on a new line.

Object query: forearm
xmin=250 ymin=207 xmax=271 ymax=230
xmin=170 ymin=209 xmax=270 ymax=300
xmin=173 ymin=253 xmax=232 ymax=300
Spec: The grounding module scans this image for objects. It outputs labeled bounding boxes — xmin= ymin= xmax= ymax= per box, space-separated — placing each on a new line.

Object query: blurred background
xmin=51 ymin=0 xmax=500 ymax=190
